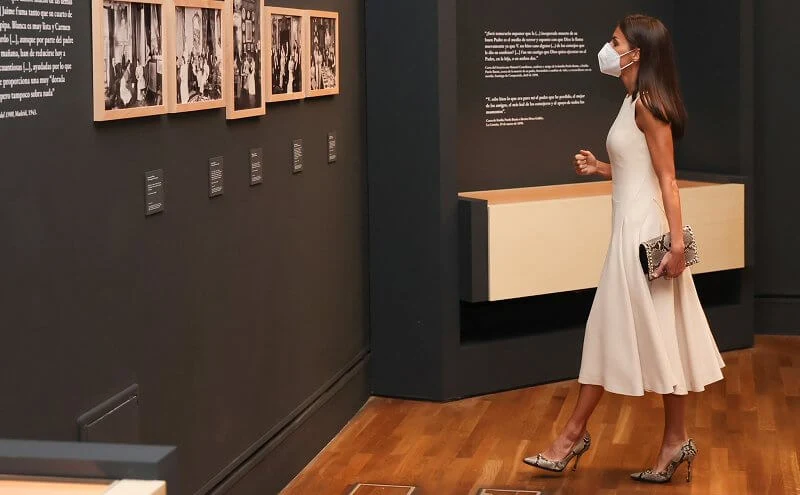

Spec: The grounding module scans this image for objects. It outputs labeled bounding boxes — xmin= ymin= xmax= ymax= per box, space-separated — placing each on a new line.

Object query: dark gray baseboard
xmin=206 ymin=351 xmax=370 ymax=495
xmin=756 ymin=297 xmax=800 ymax=335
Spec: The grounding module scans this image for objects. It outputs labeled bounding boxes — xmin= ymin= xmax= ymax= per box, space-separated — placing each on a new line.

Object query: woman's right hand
xmin=574 ymin=149 xmax=598 ymax=176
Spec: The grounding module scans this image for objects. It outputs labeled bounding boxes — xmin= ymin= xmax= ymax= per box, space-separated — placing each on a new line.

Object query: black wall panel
xmin=672 ymin=1 xmax=744 ymax=175
xmin=457 ymin=0 xmax=673 ymax=192
xmin=754 ymin=0 xmax=800 ymax=334
xmin=366 ymin=0 xmax=455 ymax=400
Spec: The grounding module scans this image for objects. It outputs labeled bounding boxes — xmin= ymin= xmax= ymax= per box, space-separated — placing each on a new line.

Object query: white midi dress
xmin=577 ymin=93 xmax=726 ymax=396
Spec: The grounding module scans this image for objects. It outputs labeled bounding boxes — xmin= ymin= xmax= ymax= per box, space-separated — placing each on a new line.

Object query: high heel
xmin=571 ymin=451 xmax=584 ymax=471
xmin=523 ymin=431 xmax=591 ymax=473
xmin=630 ymin=438 xmax=698 ymax=483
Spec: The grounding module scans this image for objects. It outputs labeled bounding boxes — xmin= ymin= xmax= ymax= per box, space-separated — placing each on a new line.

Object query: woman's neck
xmin=621 ymin=67 xmax=638 ymax=96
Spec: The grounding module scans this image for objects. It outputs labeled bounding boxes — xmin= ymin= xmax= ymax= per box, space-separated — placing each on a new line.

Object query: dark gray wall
xmin=457 ymin=0 xmax=674 ymax=191
xmin=455 ymin=0 xmax=750 ymax=190
xmin=754 ymin=0 xmax=800 ymax=335
xmin=672 ymin=1 xmax=747 ymax=176
xmin=365 ymin=0 xmax=459 ymax=400
xmin=0 ymin=0 xmax=369 ymax=492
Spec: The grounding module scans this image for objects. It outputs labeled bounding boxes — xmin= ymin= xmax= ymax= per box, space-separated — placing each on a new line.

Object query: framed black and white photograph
xmin=165 ymin=0 xmax=224 ymax=113
xmin=306 ymin=10 xmax=339 ymax=98
xmin=92 ymin=0 xmax=167 ymax=121
xmin=265 ymin=7 xmax=308 ymax=102
xmin=224 ymin=0 xmax=265 ymax=118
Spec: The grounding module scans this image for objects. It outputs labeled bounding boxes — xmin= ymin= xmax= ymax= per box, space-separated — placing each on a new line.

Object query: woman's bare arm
xmin=594 ymin=160 xmax=612 ymax=179
xmin=635 ymin=98 xmax=684 ymax=252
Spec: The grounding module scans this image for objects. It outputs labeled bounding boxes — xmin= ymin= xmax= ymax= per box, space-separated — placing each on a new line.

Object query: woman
xmin=195 ymin=52 xmax=208 ymax=98
xmin=179 ymin=54 xmax=189 ymax=104
xmin=119 ymin=59 xmax=133 ymax=107
xmin=287 ymin=44 xmax=296 ymax=94
xmin=313 ymin=41 xmax=323 ymax=89
xmin=246 ymin=55 xmax=256 ymax=107
xmin=522 ymin=14 xmax=725 ymax=483
xmin=279 ymin=42 xmax=287 ymax=90
xmin=135 ymin=60 xmax=145 ymax=102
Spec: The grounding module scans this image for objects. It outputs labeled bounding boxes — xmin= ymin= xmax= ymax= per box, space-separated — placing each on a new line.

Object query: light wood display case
xmin=459 ymin=180 xmax=745 ymax=302
xmin=0 ymin=477 xmax=165 ymax=495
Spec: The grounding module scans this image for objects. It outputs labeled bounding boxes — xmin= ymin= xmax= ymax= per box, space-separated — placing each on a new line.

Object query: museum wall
xmin=671 ymin=1 xmax=747 ymax=177
xmin=456 ymin=0 xmax=753 ymax=192
xmin=456 ymin=0 xmax=674 ymax=191
xmin=753 ymin=0 xmax=800 ymax=335
xmin=0 ymin=0 xmax=368 ymax=493
xmin=366 ymin=0 xmax=461 ymax=400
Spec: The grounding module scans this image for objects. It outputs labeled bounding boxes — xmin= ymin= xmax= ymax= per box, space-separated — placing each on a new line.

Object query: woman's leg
xmin=539 ymin=384 xmax=604 ymax=459
xmin=651 ymin=393 xmax=689 ymax=471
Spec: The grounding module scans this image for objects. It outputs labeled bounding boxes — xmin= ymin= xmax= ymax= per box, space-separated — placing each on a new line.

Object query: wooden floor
xmin=283 ymin=335 xmax=800 ymax=495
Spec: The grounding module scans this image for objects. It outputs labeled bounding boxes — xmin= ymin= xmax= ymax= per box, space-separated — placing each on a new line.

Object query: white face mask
xmin=597 ymin=42 xmax=637 ymax=77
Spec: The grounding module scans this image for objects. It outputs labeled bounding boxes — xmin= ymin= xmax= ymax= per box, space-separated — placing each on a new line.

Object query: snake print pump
xmin=522 ymin=431 xmax=591 ymax=473
xmin=630 ymin=438 xmax=698 ymax=483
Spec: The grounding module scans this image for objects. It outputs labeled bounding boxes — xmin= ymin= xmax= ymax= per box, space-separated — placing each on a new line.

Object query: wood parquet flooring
xmin=283 ymin=335 xmax=800 ymax=495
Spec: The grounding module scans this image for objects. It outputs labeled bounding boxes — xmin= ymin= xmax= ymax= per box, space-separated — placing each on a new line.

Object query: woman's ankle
xmin=563 ymin=421 xmax=587 ymax=441
xmin=661 ymin=432 xmax=688 ymax=446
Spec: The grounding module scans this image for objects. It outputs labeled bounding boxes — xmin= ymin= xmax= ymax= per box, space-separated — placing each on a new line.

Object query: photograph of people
xmin=309 ymin=15 xmax=336 ymax=92
xmin=522 ymin=14 xmax=725 ymax=484
xmin=269 ymin=13 xmax=303 ymax=98
xmin=174 ymin=6 xmax=222 ymax=107
xmin=231 ymin=0 xmax=261 ymax=112
xmin=102 ymin=0 xmax=163 ymax=110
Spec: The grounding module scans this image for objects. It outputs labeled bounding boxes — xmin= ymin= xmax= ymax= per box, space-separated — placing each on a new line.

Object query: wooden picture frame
xmin=265 ymin=7 xmax=309 ymax=102
xmin=92 ymin=0 xmax=168 ymax=121
xmin=224 ymin=0 xmax=266 ymax=119
xmin=306 ymin=10 xmax=339 ymax=98
xmin=164 ymin=0 xmax=225 ymax=113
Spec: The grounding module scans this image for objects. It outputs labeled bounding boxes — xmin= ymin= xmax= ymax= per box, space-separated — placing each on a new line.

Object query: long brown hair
xmin=619 ymin=14 xmax=687 ymax=140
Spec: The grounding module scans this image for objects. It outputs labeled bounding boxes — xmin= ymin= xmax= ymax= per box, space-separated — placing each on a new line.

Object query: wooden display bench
xmin=459 ymin=180 xmax=745 ymax=302
xmin=0 ymin=476 xmax=165 ymax=495
xmin=0 ymin=439 xmax=176 ymax=495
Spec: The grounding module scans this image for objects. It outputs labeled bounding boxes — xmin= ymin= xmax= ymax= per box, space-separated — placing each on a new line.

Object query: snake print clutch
xmin=638 ymin=225 xmax=700 ymax=281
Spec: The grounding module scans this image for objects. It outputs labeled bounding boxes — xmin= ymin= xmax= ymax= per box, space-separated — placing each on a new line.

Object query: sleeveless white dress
xmin=577 ymin=93 xmax=726 ymax=396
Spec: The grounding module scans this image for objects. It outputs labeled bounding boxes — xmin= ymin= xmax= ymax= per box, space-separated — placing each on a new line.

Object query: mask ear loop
xmin=620 ymin=48 xmax=639 ymax=71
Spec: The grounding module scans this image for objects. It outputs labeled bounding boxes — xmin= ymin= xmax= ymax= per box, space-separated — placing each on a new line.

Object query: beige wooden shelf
xmin=459 ymin=179 xmax=713 ymax=204
xmin=459 ymin=180 xmax=745 ymax=301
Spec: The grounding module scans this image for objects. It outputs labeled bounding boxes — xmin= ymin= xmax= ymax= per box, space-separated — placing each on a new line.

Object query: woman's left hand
xmin=653 ymin=248 xmax=686 ymax=280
